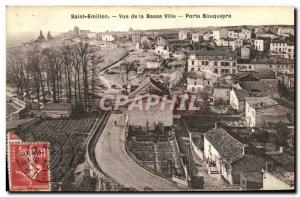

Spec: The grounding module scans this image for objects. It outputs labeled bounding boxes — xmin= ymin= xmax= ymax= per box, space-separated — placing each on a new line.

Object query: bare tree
xmin=7 ymin=51 xmax=26 ymax=99
xmin=27 ymin=47 xmax=45 ymax=104
xmin=42 ymin=48 xmax=62 ymax=103
xmin=62 ymin=45 xmax=74 ymax=103
xmin=73 ymin=50 xmax=82 ymax=103
xmin=75 ymin=42 xmax=90 ymax=109
xmin=89 ymin=50 xmax=103 ymax=100
xmin=119 ymin=61 xmax=136 ymax=94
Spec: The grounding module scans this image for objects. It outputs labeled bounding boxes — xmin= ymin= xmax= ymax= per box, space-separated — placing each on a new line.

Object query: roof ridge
xmin=208 ymin=127 xmax=244 ymax=146
xmin=223 ymin=128 xmax=244 ymax=146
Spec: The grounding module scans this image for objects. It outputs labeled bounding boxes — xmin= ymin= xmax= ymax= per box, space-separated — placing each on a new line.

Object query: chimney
xmin=279 ymin=146 xmax=284 ymax=153
xmin=214 ymin=122 xmax=221 ymax=129
xmin=242 ymin=144 xmax=250 ymax=155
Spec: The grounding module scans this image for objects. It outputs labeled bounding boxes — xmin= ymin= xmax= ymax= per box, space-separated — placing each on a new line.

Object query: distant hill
xmin=6 ymin=31 xmax=61 ymax=48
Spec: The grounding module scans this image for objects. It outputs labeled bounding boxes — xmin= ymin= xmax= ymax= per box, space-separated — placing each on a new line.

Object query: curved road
xmin=94 ymin=113 xmax=181 ymax=191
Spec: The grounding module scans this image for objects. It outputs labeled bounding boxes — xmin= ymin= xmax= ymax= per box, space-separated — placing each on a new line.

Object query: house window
xmin=191 ymin=60 xmax=194 ymax=65
xmin=221 ymin=62 xmax=230 ymax=66
xmin=214 ymin=61 xmax=218 ymax=66
xmin=214 ymin=68 xmax=218 ymax=74
xmin=202 ymin=61 xmax=208 ymax=66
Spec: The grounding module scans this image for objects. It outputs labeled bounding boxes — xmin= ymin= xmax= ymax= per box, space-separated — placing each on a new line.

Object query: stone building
xmin=178 ymin=30 xmax=190 ymax=40
xmin=230 ymin=88 xmax=249 ymax=113
xmin=270 ymin=40 xmax=294 ymax=59
xmin=238 ymin=58 xmax=294 ymax=75
xmin=42 ymin=103 xmax=72 ymax=118
xmin=128 ymin=78 xmax=173 ymax=129
xmin=203 ymin=126 xmax=268 ymax=185
xmin=186 ymin=71 xmax=212 ymax=93
xmin=188 ymin=49 xmax=238 ymax=75
xmin=102 ymin=33 xmax=115 ymax=42
xmin=245 ymin=96 xmax=294 ymax=127
xmin=236 ymin=71 xmax=279 ymax=98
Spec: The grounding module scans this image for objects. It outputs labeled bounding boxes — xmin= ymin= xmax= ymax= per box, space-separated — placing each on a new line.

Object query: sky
xmin=6 ymin=6 xmax=295 ymax=34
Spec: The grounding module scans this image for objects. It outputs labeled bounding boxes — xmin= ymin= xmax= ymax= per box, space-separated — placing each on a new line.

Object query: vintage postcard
xmin=6 ymin=6 xmax=295 ymax=192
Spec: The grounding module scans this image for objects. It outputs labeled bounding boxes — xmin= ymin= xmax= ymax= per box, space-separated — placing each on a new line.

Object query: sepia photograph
xmin=5 ymin=6 xmax=295 ymax=192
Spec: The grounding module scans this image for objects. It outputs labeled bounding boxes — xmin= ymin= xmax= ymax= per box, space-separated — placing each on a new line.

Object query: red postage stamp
xmin=8 ymin=142 xmax=51 ymax=191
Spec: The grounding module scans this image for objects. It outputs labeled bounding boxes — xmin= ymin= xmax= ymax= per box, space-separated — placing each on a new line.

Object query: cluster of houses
xmin=190 ymin=124 xmax=294 ymax=190
xmin=129 ymin=25 xmax=294 ymax=93
xmin=8 ymin=24 xmax=294 ymax=191
xmin=126 ymin=25 xmax=294 ymax=190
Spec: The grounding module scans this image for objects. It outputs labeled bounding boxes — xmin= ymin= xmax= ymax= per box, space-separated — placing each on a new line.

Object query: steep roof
xmin=203 ymin=127 xmax=245 ymax=164
xmin=234 ymin=88 xmax=250 ymax=101
xmin=129 ymin=77 xmax=170 ymax=97
xmin=237 ymin=72 xmax=260 ymax=81
xmin=237 ymin=70 xmax=276 ymax=81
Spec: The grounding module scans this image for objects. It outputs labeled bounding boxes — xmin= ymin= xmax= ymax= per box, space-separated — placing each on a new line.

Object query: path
xmin=94 ymin=113 xmax=181 ymax=191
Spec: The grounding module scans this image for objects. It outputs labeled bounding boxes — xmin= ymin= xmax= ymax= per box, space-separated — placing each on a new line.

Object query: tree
xmin=75 ymin=42 xmax=90 ymax=109
xmin=61 ymin=46 xmax=74 ymax=103
xmin=37 ymin=30 xmax=45 ymax=40
xmin=7 ymin=50 xmax=27 ymax=99
xmin=7 ymin=42 xmax=104 ymax=110
xmin=73 ymin=50 xmax=82 ymax=103
xmin=27 ymin=47 xmax=46 ymax=104
xmin=119 ymin=61 xmax=136 ymax=94
xmin=89 ymin=51 xmax=103 ymax=100
xmin=42 ymin=48 xmax=62 ymax=103
xmin=47 ymin=31 xmax=53 ymax=40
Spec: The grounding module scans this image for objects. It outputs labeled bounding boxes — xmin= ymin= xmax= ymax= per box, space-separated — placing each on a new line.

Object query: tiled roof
xmin=249 ymin=58 xmax=294 ymax=64
xmin=270 ymin=153 xmax=294 ymax=171
xmin=245 ymin=96 xmax=278 ymax=110
xmin=190 ymin=49 xmax=237 ymax=57
xmin=267 ymin=170 xmax=294 ymax=187
xmin=43 ymin=103 xmax=72 ymax=111
xmin=256 ymin=70 xmax=277 ymax=79
xmin=130 ymin=77 xmax=170 ymax=96
xmin=237 ymin=70 xmax=276 ymax=80
xmin=204 ymin=127 xmax=245 ymax=164
xmin=234 ymin=88 xmax=250 ymax=101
